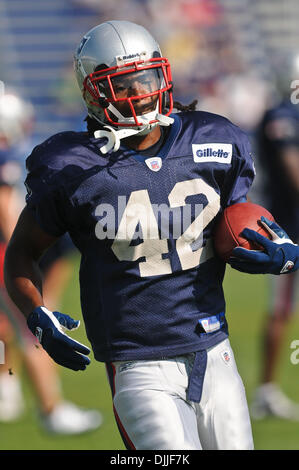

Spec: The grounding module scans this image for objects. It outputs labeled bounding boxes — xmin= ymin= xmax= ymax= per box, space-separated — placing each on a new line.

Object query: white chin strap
xmin=94 ymin=113 xmax=174 ymax=154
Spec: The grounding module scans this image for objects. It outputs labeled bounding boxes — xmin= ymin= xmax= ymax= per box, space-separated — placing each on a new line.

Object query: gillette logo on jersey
xmin=192 ymin=143 xmax=232 ymax=164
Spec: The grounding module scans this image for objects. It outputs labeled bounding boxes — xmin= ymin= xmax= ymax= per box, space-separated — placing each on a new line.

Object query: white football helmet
xmin=0 ymin=92 xmax=34 ymax=147
xmin=73 ymin=21 xmax=174 ymax=152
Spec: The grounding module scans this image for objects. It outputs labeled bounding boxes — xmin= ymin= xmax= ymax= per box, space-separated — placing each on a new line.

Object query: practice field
xmin=1 ymin=254 xmax=299 ymax=450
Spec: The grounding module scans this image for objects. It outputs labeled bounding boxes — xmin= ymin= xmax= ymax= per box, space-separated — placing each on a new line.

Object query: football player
xmin=0 ymin=92 xmax=102 ymax=433
xmin=3 ymin=21 xmax=299 ymax=450
xmin=249 ymin=55 xmax=299 ymax=421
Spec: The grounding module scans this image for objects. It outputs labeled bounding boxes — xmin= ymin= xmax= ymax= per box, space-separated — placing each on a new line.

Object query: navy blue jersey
xmin=259 ymin=101 xmax=299 ymax=240
xmin=25 ymin=111 xmax=255 ymax=362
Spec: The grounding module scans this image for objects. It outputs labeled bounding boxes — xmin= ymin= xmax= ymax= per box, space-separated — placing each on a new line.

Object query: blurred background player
xmin=250 ymin=54 xmax=299 ymax=420
xmin=0 ymin=91 xmax=102 ymax=433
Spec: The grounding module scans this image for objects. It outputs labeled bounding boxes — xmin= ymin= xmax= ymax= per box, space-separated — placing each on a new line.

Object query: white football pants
xmin=106 ymin=338 xmax=254 ymax=450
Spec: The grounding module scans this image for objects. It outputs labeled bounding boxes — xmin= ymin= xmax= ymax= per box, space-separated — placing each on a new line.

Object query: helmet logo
xmin=116 ymin=51 xmax=147 ymax=66
xmin=77 ymin=35 xmax=90 ymax=55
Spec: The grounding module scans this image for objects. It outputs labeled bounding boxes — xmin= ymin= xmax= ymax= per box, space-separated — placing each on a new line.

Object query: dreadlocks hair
xmin=173 ymin=100 xmax=198 ymax=112
xmin=85 ymin=115 xmax=103 ymax=136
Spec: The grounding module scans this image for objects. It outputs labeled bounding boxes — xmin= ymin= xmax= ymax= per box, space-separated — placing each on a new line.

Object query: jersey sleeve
xmin=24 ymin=144 xmax=69 ymax=237
xmin=224 ymin=127 xmax=256 ymax=207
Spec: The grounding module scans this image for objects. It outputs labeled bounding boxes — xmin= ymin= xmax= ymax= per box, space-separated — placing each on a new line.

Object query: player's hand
xmin=228 ymin=216 xmax=299 ymax=275
xmin=27 ymin=307 xmax=91 ymax=371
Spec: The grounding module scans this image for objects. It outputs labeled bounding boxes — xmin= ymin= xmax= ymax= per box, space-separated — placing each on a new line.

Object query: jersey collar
xmin=121 ymin=113 xmax=181 ymax=163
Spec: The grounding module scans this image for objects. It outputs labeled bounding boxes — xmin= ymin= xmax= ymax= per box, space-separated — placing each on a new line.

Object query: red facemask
xmin=83 ymin=57 xmax=173 ymax=127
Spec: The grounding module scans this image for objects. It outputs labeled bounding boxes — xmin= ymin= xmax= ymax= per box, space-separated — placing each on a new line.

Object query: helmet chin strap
xmin=94 ymin=112 xmax=174 ymax=154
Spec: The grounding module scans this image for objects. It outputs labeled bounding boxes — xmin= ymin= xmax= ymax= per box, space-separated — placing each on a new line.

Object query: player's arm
xmin=4 ymin=206 xmax=53 ymax=315
xmin=0 ymin=185 xmax=22 ymax=242
xmin=4 ymin=206 xmax=91 ymax=370
xmin=229 ymin=217 xmax=299 ymax=275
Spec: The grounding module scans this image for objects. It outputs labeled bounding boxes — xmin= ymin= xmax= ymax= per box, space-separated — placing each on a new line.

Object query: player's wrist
xmin=27 ymin=307 xmax=43 ymax=342
xmin=280 ymin=243 xmax=299 ymax=274
xmin=27 ymin=305 xmax=48 ymax=323
xmin=27 ymin=306 xmax=57 ymax=342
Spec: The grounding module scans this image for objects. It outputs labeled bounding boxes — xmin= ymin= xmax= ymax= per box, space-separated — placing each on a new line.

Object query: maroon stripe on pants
xmin=105 ymin=362 xmax=136 ymax=450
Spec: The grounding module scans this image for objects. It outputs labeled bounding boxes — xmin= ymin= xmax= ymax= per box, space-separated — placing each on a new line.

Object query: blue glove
xmin=27 ymin=307 xmax=91 ymax=371
xmin=229 ymin=216 xmax=299 ymax=275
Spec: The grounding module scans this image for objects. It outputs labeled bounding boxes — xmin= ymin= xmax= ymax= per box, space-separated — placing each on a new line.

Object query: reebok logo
xmin=280 ymin=260 xmax=294 ymax=273
xmin=116 ymin=51 xmax=146 ymax=65
xmin=35 ymin=327 xmax=43 ymax=343
xmin=192 ymin=143 xmax=232 ymax=164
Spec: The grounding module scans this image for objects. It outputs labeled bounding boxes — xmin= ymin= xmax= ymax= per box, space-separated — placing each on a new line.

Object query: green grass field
xmin=1 ymin=254 xmax=299 ymax=450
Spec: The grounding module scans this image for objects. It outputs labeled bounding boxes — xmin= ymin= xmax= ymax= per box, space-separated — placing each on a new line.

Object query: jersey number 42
xmin=106 ymin=178 xmax=220 ymax=277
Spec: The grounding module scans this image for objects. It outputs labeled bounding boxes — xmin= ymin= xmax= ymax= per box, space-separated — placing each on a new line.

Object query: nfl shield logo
xmin=221 ymin=350 xmax=230 ymax=364
xmin=145 ymin=157 xmax=162 ymax=172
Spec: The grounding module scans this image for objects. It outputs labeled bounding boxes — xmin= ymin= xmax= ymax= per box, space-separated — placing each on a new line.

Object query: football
xmin=213 ymin=202 xmax=275 ymax=262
